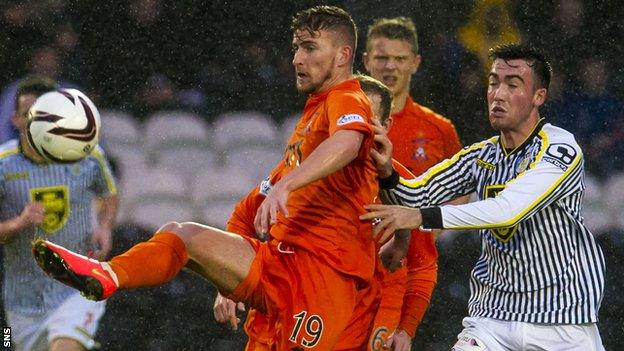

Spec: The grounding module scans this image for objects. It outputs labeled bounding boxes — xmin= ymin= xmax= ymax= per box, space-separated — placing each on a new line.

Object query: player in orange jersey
xmin=213 ymin=74 xmax=398 ymax=350
xmin=363 ymin=17 xmax=465 ymax=351
xmin=33 ymin=6 xmax=380 ymax=350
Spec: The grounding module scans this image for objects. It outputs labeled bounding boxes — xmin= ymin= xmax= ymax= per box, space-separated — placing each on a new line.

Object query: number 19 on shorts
xmin=289 ymin=311 xmax=324 ymax=348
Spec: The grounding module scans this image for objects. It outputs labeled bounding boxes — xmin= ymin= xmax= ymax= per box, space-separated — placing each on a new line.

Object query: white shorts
xmin=451 ymin=316 xmax=605 ymax=351
xmin=6 ymin=293 xmax=106 ymax=351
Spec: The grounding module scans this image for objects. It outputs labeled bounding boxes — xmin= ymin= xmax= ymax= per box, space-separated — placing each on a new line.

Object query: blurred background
xmin=0 ymin=0 xmax=623 ymax=350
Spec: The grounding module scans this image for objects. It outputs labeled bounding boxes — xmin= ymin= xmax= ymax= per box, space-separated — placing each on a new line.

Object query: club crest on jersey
xmin=30 ymin=185 xmax=69 ymax=233
xmin=336 ymin=114 xmax=364 ymax=126
xmin=484 ymin=184 xmax=518 ymax=242
xmin=515 ymin=155 xmax=531 ymax=174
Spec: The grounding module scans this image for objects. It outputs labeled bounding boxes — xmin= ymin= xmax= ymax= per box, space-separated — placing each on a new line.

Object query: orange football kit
xmin=368 ymin=97 xmax=462 ymax=350
xmin=226 ymin=79 xmax=380 ymax=350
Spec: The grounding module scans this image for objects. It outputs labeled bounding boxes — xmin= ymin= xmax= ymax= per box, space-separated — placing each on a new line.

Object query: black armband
xmin=420 ymin=207 xmax=443 ymax=229
xmin=379 ymin=169 xmax=399 ymax=189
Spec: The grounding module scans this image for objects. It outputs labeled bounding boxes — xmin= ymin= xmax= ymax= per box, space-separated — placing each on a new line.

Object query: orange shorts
xmin=243 ymin=278 xmax=380 ymax=350
xmin=229 ymin=239 xmax=364 ymax=350
xmin=367 ymin=264 xmax=407 ymax=351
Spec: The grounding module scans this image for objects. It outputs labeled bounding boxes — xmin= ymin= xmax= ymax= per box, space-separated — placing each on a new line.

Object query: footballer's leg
xmin=33 ymin=221 xmax=256 ymax=300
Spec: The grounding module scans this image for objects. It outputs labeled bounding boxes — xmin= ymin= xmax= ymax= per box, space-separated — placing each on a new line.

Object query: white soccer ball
xmin=27 ymin=89 xmax=101 ymax=163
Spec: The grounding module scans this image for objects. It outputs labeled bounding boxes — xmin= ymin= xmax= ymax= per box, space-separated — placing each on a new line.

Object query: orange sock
xmin=108 ymin=232 xmax=189 ymax=289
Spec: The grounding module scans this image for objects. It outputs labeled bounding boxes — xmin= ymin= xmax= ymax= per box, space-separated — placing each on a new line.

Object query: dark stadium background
xmin=1 ymin=0 xmax=623 ymax=350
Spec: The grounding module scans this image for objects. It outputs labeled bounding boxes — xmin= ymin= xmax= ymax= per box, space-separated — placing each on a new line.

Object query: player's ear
xmin=533 ymin=87 xmax=547 ymax=108
xmin=336 ymin=45 xmax=353 ymax=68
xmin=11 ymin=112 xmax=21 ymax=129
xmin=410 ymin=54 xmax=422 ymax=74
xmin=363 ymin=51 xmax=371 ymax=71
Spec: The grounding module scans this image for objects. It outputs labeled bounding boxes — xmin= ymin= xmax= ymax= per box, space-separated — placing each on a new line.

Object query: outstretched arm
xmin=254 ymin=129 xmax=364 ymax=233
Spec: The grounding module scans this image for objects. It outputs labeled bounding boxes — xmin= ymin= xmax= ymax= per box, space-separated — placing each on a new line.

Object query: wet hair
xmin=291 ymin=6 xmax=357 ymax=58
xmin=354 ymin=74 xmax=392 ymax=125
xmin=489 ymin=43 xmax=552 ymax=90
xmin=14 ymin=76 xmax=58 ymax=111
xmin=366 ymin=17 xmax=419 ymax=55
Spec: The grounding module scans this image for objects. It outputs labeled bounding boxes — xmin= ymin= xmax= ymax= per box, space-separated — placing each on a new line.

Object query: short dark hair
xmin=354 ymin=74 xmax=392 ymax=125
xmin=291 ymin=6 xmax=357 ymax=57
xmin=488 ymin=43 xmax=552 ymax=90
xmin=14 ymin=76 xmax=58 ymax=110
xmin=367 ymin=17 xmax=419 ymax=55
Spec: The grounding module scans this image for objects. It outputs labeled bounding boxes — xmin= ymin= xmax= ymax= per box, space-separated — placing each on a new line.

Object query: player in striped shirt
xmin=0 ymin=77 xmax=118 ymax=351
xmin=361 ymin=43 xmax=605 ymax=350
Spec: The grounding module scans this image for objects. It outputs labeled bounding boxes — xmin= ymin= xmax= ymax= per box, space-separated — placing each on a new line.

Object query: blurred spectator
xmin=458 ymin=0 xmax=521 ymax=71
xmin=132 ymin=73 xmax=178 ymax=120
xmin=543 ymin=58 xmax=623 ymax=178
xmin=0 ymin=45 xmax=80 ymax=143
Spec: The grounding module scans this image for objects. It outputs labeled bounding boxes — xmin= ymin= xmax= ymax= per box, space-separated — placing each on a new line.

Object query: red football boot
xmin=32 ymin=239 xmax=118 ymax=301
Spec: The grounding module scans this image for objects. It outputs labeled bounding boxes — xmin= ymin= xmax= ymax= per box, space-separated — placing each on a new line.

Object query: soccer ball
xmin=27 ymin=89 xmax=101 ymax=163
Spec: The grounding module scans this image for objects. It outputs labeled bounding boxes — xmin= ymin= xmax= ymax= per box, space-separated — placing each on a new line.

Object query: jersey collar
xmin=499 ymin=118 xmax=546 ymax=157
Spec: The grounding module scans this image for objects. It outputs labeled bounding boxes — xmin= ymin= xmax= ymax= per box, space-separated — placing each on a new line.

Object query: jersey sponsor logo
xmin=336 ymin=114 xmax=364 ymax=126
xmin=285 ymin=140 xmax=304 ymax=167
xmin=543 ymin=143 xmax=577 ymax=171
xmin=3 ymin=172 xmax=28 ymax=181
xmin=484 ymin=184 xmax=518 ymax=242
xmin=476 ymin=158 xmax=495 ymax=171
xmin=30 ymin=185 xmax=69 ymax=233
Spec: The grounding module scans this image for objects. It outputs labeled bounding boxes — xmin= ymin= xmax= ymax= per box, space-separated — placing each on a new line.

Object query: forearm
xmin=97 ymin=195 xmax=119 ymax=230
xmin=399 ymin=230 xmax=438 ymax=336
xmin=399 ymin=262 xmax=437 ymax=337
xmin=0 ymin=216 xmax=27 ymax=243
xmin=279 ymin=130 xmax=363 ymax=192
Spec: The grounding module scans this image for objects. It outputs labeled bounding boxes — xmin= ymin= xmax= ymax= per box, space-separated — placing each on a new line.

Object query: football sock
xmin=108 ymin=232 xmax=189 ymax=289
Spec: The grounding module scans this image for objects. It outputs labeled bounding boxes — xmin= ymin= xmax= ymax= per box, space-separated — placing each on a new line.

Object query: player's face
xmin=364 ymin=37 xmax=420 ymax=97
xmin=487 ymin=58 xmax=542 ymax=132
xmin=292 ymin=29 xmax=338 ymax=94
xmin=13 ymin=94 xmax=37 ymax=131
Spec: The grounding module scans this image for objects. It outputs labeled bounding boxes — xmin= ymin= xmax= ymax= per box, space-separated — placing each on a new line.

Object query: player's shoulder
xmin=411 ymin=100 xmax=455 ymax=127
xmin=466 ymin=136 xmax=498 ymax=152
xmin=83 ymin=144 xmax=111 ymax=166
xmin=541 ymin=123 xmax=582 ymax=151
xmin=0 ymin=139 xmax=20 ymax=161
xmin=327 ymin=84 xmax=368 ymax=105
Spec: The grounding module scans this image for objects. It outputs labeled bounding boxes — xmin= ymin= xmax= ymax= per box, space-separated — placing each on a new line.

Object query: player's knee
xmin=156 ymin=221 xmax=183 ymax=234
xmin=49 ymin=337 xmax=86 ymax=351
xmin=156 ymin=221 xmax=213 ymax=246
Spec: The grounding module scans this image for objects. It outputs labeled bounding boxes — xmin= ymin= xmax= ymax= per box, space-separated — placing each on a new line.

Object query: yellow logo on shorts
xmin=484 ymin=184 xmax=518 ymax=242
xmin=30 ymin=185 xmax=69 ymax=233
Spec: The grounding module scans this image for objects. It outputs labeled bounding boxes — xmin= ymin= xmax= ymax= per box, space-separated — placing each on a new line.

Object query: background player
xmin=363 ymin=17 xmax=463 ymax=351
xmin=33 ymin=6 xmax=380 ymax=350
xmin=0 ymin=76 xmax=118 ymax=351
xmin=362 ymin=43 xmax=605 ymax=351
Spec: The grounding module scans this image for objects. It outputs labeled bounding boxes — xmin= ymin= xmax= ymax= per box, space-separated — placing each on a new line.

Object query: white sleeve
xmin=383 ymin=140 xmax=491 ymax=208
xmin=440 ymin=142 xmax=583 ymax=229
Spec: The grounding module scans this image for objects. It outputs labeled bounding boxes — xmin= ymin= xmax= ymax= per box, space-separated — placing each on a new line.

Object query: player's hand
xmin=213 ymin=293 xmax=245 ymax=331
xmin=18 ymin=202 xmax=46 ymax=228
xmin=90 ymin=226 xmax=112 ymax=260
xmin=361 ymin=204 xmax=422 ymax=241
xmin=371 ymin=119 xmax=394 ymax=178
xmin=254 ymin=181 xmax=290 ymax=235
xmin=379 ymin=230 xmax=411 ymax=272
xmin=385 ymin=329 xmax=412 ymax=351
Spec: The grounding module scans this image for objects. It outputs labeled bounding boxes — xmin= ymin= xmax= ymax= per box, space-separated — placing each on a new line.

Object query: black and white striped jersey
xmin=382 ymin=120 xmax=605 ymax=324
